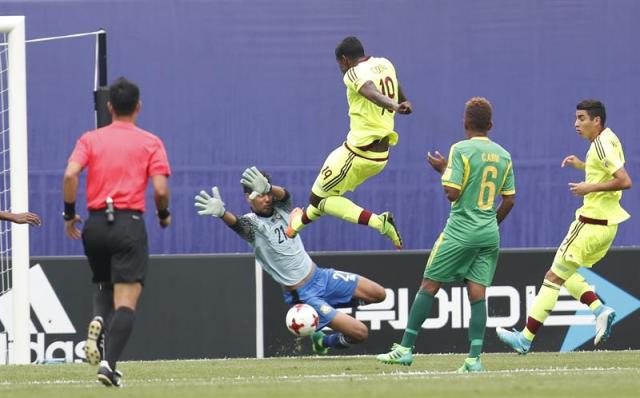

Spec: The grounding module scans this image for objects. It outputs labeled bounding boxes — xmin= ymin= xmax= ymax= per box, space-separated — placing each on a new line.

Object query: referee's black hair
xmin=577 ymin=99 xmax=606 ymax=127
xmin=109 ymin=77 xmax=140 ymax=116
xmin=243 ymin=170 xmax=272 ymax=195
xmin=335 ymin=36 xmax=365 ymax=60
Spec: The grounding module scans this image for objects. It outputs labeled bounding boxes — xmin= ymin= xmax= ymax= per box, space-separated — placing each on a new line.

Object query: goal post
xmin=94 ymin=29 xmax=111 ymax=128
xmin=0 ymin=16 xmax=30 ymax=365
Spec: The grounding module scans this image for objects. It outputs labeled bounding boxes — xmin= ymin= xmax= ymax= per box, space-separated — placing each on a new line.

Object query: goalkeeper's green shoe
xmin=311 ymin=331 xmax=329 ymax=355
xmin=376 ymin=343 xmax=413 ymax=366
xmin=379 ymin=212 xmax=403 ymax=250
xmin=457 ymin=357 xmax=485 ymax=373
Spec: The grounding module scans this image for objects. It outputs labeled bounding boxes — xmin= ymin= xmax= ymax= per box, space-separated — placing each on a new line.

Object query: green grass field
xmin=1 ymin=351 xmax=639 ymax=398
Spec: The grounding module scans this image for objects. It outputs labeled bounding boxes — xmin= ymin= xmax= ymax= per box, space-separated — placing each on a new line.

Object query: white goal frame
xmin=0 ymin=16 xmax=30 ymax=365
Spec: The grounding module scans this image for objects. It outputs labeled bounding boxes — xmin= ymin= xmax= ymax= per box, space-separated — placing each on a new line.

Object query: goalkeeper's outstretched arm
xmin=194 ymin=186 xmax=254 ymax=242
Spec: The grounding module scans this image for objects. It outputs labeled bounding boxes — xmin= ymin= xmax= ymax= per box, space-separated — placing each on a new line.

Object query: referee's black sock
xmin=105 ymin=306 xmax=136 ymax=370
xmin=93 ymin=284 xmax=114 ymax=326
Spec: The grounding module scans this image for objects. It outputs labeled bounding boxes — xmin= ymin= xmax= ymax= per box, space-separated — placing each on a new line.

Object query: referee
xmin=63 ymin=77 xmax=171 ymax=387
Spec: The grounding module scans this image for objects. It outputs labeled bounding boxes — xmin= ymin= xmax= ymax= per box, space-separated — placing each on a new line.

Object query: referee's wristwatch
xmin=157 ymin=208 xmax=171 ymax=220
xmin=62 ymin=212 xmax=75 ymax=221
xmin=62 ymin=202 xmax=76 ymax=221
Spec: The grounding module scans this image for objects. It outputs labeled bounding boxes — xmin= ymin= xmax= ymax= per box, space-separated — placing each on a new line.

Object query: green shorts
xmin=424 ymin=233 xmax=500 ymax=287
xmin=311 ymin=142 xmax=388 ymax=197
xmin=551 ymin=219 xmax=618 ymax=280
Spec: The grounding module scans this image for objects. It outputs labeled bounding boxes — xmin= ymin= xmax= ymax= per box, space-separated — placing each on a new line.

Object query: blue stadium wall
xmin=2 ymin=0 xmax=639 ymax=256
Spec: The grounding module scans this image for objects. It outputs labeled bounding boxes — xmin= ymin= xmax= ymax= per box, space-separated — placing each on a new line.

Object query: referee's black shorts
xmin=82 ymin=209 xmax=149 ymax=284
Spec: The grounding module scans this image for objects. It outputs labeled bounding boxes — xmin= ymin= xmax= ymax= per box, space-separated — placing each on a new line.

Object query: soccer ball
xmin=285 ymin=304 xmax=319 ymax=336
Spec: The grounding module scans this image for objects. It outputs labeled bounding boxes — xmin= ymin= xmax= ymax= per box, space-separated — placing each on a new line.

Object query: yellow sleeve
xmin=595 ymin=137 xmax=625 ymax=175
xmin=343 ymin=63 xmax=374 ymax=93
xmin=499 ymin=161 xmax=516 ymax=195
xmin=441 ymin=144 xmax=464 ymax=190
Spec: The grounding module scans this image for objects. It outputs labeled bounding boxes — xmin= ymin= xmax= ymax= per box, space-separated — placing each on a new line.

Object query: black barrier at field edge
xmin=10 ymin=248 xmax=638 ymax=362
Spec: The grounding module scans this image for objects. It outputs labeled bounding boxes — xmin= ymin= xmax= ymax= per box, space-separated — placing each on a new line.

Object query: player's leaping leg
xmin=286 ymin=144 xmax=402 ymax=249
xmin=287 ymin=193 xmax=402 ymax=249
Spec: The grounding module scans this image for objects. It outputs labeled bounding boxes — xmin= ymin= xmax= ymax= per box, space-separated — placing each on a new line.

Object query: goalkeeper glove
xmin=240 ymin=166 xmax=272 ymax=200
xmin=194 ymin=186 xmax=226 ymax=217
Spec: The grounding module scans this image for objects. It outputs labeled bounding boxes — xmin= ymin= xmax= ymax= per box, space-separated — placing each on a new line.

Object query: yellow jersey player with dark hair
xmin=378 ymin=97 xmax=516 ymax=372
xmin=497 ymin=99 xmax=631 ymax=354
xmin=284 ymin=36 xmax=412 ymax=249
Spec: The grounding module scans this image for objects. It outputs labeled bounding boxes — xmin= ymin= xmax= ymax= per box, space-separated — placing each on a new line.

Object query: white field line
xmin=111 ymin=350 xmax=640 ymax=364
xmin=1 ymin=366 xmax=639 ymax=387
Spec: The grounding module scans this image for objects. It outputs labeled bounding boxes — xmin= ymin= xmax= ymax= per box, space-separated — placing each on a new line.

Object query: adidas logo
xmin=0 ymin=264 xmax=77 ymax=364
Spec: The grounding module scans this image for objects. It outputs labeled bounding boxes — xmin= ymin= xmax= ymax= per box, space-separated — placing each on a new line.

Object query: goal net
xmin=0 ymin=18 xmax=108 ymax=365
xmin=0 ymin=16 xmax=30 ymax=365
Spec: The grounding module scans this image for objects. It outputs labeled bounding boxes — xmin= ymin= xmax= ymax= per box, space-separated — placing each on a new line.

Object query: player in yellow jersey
xmin=497 ymin=99 xmax=632 ymax=353
xmin=284 ymin=36 xmax=412 ymax=248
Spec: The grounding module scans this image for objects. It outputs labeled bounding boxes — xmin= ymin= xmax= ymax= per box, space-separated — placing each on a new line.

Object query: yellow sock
xmin=589 ymin=300 xmax=603 ymax=312
xmin=528 ymin=279 xmax=562 ymax=327
xmin=292 ymin=205 xmax=324 ymax=234
xmin=367 ymin=214 xmax=382 ymax=230
xmin=305 ymin=204 xmax=324 ymax=221
xmin=564 ymin=273 xmax=602 ymax=312
xmin=564 ymin=273 xmax=589 ymax=298
xmin=522 ymin=328 xmax=535 ymax=341
xmin=319 ymin=196 xmax=365 ymax=224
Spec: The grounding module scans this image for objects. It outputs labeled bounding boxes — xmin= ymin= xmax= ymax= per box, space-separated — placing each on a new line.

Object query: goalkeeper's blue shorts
xmin=283 ymin=266 xmax=359 ymax=330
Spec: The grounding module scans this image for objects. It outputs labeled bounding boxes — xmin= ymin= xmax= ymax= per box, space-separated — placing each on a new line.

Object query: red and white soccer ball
xmin=285 ymin=304 xmax=319 ymax=337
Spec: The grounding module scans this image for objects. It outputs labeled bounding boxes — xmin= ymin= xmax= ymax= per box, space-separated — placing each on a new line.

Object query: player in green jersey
xmin=377 ymin=97 xmax=516 ymax=372
xmin=497 ymin=99 xmax=632 ymax=354
xmin=286 ymin=36 xmax=412 ymax=249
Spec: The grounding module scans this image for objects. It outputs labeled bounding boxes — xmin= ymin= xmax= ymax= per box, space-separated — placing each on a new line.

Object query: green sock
xmin=468 ymin=299 xmax=486 ymax=358
xmin=400 ymin=289 xmax=435 ymax=348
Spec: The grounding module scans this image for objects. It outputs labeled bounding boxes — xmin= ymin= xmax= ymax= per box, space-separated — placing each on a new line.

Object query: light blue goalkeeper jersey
xmin=232 ymin=195 xmax=313 ymax=286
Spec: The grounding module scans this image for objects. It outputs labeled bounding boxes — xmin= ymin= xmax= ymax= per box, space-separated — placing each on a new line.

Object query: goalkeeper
xmin=195 ymin=167 xmax=386 ymax=354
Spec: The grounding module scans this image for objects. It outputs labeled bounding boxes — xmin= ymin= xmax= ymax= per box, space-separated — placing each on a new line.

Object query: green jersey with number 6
xmin=441 ymin=136 xmax=515 ymax=247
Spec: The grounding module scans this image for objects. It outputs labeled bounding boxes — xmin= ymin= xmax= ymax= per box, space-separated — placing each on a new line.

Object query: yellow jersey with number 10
xmin=343 ymin=56 xmax=400 ymax=148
